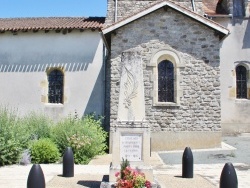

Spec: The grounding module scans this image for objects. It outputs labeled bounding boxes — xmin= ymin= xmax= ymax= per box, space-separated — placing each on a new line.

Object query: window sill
xmin=44 ymin=103 xmax=64 ymax=107
xmin=153 ymin=102 xmax=180 ymax=107
xmin=235 ymin=99 xmax=250 ymax=104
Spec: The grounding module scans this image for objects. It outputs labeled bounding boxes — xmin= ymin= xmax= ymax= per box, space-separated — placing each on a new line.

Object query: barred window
xmin=233 ymin=0 xmax=245 ymax=17
xmin=158 ymin=60 xmax=174 ymax=102
xmin=48 ymin=69 xmax=64 ymax=103
xmin=236 ymin=65 xmax=247 ymax=99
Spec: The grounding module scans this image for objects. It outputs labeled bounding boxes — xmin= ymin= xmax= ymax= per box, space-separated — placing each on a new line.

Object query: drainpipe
xmin=191 ymin=0 xmax=196 ymax=12
xmin=115 ymin=0 xmax=118 ymax=22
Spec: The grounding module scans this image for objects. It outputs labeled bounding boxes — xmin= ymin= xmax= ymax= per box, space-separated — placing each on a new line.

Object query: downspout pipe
xmin=115 ymin=0 xmax=118 ymax=22
xmin=191 ymin=0 xmax=196 ymax=12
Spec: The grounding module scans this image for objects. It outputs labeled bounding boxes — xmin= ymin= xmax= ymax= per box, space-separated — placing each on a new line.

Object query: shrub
xmin=50 ymin=115 xmax=77 ymax=154
xmin=0 ymin=106 xmax=107 ymax=166
xmin=22 ymin=112 xmax=52 ymax=140
xmin=0 ymin=107 xmax=23 ymax=166
xmin=0 ymin=136 xmax=22 ymax=166
xmin=67 ymin=133 xmax=92 ymax=164
xmin=30 ymin=138 xmax=60 ymax=164
xmin=51 ymin=114 xmax=107 ymax=164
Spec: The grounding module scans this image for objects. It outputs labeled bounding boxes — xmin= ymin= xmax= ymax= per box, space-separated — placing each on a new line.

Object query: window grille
xmin=236 ymin=65 xmax=247 ymax=99
xmin=48 ymin=69 xmax=64 ymax=103
xmin=233 ymin=0 xmax=245 ymax=17
xmin=158 ymin=60 xmax=174 ymax=102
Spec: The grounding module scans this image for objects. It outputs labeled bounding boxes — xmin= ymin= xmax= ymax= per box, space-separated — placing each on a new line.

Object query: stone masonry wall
xmin=107 ymin=8 xmax=221 ymax=132
xmin=106 ymin=0 xmax=204 ymax=25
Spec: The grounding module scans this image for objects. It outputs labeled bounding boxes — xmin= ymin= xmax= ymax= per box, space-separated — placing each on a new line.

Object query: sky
xmin=0 ymin=0 xmax=107 ymax=18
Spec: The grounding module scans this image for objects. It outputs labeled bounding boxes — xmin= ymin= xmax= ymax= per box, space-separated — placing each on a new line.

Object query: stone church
xmin=0 ymin=0 xmax=249 ymax=151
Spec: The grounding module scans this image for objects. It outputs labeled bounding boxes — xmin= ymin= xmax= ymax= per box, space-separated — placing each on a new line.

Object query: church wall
xmin=108 ymin=8 xmax=222 ymax=150
xmin=0 ymin=30 xmax=105 ymax=120
xmin=215 ymin=15 xmax=250 ymax=134
xmin=106 ymin=0 xmax=203 ymax=25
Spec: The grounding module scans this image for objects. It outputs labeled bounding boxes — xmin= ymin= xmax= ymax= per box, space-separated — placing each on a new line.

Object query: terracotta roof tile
xmin=203 ymin=0 xmax=218 ymax=15
xmin=203 ymin=0 xmax=229 ymax=16
xmin=0 ymin=17 xmax=105 ymax=32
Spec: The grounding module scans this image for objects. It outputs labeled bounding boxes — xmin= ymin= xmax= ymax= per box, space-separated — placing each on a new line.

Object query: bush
xmin=22 ymin=112 xmax=52 ymax=140
xmin=51 ymin=114 xmax=107 ymax=164
xmin=30 ymin=138 xmax=60 ymax=164
xmin=0 ymin=136 xmax=22 ymax=166
xmin=0 ymin=106 xmax=107 ymax=166
xmin=0 ymin=107 xmax=23 ymax=166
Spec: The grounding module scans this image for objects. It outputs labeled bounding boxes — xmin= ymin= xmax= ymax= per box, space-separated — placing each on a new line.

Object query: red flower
xmin=115 ymin=172 xmax=120 ymax=177
xmin=115 ymin=167 xmax=151 ymax=188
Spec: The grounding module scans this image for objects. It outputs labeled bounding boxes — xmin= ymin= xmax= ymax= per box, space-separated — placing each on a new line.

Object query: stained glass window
xmin=236 ymin=65 xmax=247 ymax=99
xmin=158 ymin=60 xmax=174 ymax=102
xmin=48 ymin=69 xmax=64 ymax=103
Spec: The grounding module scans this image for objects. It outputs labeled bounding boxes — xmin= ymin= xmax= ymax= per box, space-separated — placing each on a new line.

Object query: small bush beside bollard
xmin=27 ymin=164 xmax=45 ymax=188
xmin=63 ymin=147 xmax=74 ymax=177
xmin=182 ymin=147 xmax=193 ymax=178
xmin=220 ymin=162 xmax=238 ymax=188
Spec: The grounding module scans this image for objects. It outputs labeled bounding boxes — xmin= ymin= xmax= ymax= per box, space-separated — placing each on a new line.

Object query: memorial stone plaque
xmin=120 ymin=134 xmax=142 ymax=161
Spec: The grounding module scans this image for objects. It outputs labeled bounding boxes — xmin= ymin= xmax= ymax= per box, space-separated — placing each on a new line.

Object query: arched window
xmin=48 ymin=69 xmax=64 ymax=103
xmin=149 ymin=49 xmax=183 ymax=106
xmin=236 ymin=65 xmax=247 ymax=99
xmin=158 ymin=60 xmax=174 ymax=102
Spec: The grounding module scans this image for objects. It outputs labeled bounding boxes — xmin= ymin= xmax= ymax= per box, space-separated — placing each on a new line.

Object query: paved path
xmin=0 ymin=135 xmax=249 ymax=187
xmin=158 ymin=134 xmax=250 ymax=187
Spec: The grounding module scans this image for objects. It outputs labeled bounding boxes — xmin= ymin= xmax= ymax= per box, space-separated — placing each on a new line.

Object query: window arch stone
xmin=149 ymin=49 xmax=184 ymax=106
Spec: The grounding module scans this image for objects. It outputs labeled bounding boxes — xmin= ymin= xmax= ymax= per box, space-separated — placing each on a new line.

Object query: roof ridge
xmin=0 ymin=16 xmax=105 ymax=20
xmin=0 ymin=17 xmax=105 ymax=32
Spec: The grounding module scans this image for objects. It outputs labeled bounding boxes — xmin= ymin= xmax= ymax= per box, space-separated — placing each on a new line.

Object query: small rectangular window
xmin=236 ymin=65 xmax=247 ymax=98
xmin=48 ymin=69 xmax=64 ymax=103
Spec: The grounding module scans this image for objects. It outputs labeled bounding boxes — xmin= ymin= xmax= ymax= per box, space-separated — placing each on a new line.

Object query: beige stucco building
xmin=0 ymin=0 xmax=249 ymax=151
xmin=0 ymin=17 xmax=106 ymax=120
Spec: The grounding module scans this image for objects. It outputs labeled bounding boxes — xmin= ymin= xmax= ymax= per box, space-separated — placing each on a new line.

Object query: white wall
xmin=0 ymin=30 xmax=105 ymax=120
xmin=216 ymin=17 xmax=250 ymax=133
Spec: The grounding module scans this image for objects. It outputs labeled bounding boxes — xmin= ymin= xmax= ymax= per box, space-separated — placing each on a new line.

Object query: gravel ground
xmin=155 ymin=174 xmax=215 ymax=188
xmin=159 ymin=135 xmax=250 ymax=166
xmin=222 ymin=135 xmax=250 ymax=165
xmin=47 ymin=174 xmax=109 ymax=188
xmin=1 ymin=135 xmax=248 ymax=187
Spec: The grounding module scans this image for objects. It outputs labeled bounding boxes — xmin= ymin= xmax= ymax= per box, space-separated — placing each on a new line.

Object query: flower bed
xmin=115 ymin=166 xmax=151 ymax=188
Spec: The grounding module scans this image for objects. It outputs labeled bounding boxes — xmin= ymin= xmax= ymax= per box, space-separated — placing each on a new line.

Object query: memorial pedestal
xmin=109 ymin=122 xmax=153 ymax=182
xmin=109 ymin=51 xmax=153 ymax=182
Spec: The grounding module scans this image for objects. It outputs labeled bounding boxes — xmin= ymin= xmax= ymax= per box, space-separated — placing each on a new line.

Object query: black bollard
xmin=63 ymin=147 xmax=74 ymax=177
xmin=182 ymin=147 xmax=193 ymax=178
xmin=220 ymin=162 xmax=238 ymax=188
xmin=27 ymin=164 xmax=45 ymax=188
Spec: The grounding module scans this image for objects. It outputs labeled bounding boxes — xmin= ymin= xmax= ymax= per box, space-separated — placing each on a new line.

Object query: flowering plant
xmin=115 ymin=166 xmax=151 ymax=188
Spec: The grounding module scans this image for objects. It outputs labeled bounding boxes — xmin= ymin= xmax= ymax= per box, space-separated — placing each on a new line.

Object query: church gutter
xmin=191 ymin=0 xmax=196 ymax=12
xmin=100 ymin=32 xmax=110 ymax=52
xmin=115 ymin=0 xmax=118 ymax=22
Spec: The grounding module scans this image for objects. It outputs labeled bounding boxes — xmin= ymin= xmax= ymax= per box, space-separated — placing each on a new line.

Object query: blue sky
xmin=0 ymin=0 xmax=107 ymax=18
